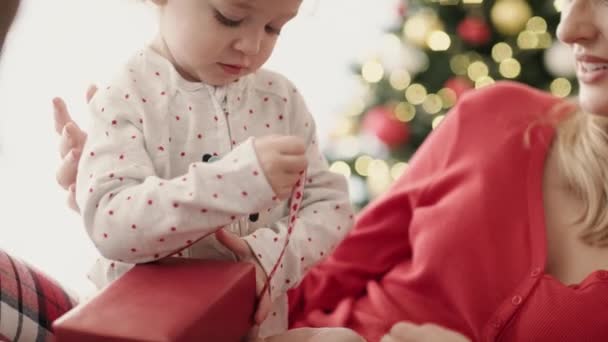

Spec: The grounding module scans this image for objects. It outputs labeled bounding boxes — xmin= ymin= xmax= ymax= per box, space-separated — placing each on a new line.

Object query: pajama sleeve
xmin=76 ymin=85 xmax=276 ymax=264
xmin=242 ymin=86 xmax=355 ymax=303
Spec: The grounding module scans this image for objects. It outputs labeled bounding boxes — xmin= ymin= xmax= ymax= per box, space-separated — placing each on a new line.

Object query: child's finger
xmin=56 ymin=149 xmax=80 ymax=190
xmin=277 ymin=136 xmax=306 ymax=156
xmin=214 ymin=229 xmax=251 ymax=259
xmin=245 ymin=325 xmax=261 ymax=342
xmin=59 ymin=125 xmax=73 ymax=159
xmin=53 ymin=97 xmax=72 ymax=134
xmin=379 ymin=336 xmax=397 ymax=342
xmin=53 ymin=98 xmax=88 ymax=151
xmin=281 ymin=155 xmax=308 ymax=174
xmin=67 ymin=184 xmax=81 ymax=213
xmin=65 ymin=121 xmax=88 ymax=149
xmin=59 ymin=122 xmax=86 ymax=159
xmin=86 ymin=84 xmax=98 ymax=103
xmin=389 ymin=321 xmax=420 ymax=339
xmin=254 ymin=290 xmax=272 ymax=325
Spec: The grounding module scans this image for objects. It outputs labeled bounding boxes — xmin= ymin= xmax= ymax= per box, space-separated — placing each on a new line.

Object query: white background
xmin=0 ymin=0 xmax=398 ymax=295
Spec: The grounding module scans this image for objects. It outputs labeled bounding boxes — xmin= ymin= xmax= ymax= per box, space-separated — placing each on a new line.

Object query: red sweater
xmin=288 ymin=82 xmax=608 ymax=342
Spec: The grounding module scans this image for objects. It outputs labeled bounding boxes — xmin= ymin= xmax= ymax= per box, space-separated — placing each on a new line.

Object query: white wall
xmin=0 ymin=0 xmax=398 ymax=295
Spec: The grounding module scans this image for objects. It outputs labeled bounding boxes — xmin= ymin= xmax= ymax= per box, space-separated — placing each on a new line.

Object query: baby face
xmin=155 ymin=0 xmax=302 ymax=86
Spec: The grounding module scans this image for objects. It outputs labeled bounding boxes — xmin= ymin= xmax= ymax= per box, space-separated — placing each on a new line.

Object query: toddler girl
xmin=75 ymin=0 xmax=361 ymax=340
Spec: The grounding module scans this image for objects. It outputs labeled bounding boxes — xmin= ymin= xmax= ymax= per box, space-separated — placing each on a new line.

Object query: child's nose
xmin=234 ymin=30 xmax=263 ymax=56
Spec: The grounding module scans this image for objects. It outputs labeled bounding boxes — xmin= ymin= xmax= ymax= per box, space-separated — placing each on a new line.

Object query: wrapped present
xmin=53 ymin=258 xmax=256 ymax=342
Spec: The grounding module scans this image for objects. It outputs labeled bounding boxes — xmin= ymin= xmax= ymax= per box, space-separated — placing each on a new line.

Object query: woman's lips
xmin=576 ymin=55 xmax=608 ymax=84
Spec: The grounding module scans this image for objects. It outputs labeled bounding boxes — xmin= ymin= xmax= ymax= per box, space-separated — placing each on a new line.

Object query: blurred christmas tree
xmin=326 ymin=0 xmax=577 ymax=209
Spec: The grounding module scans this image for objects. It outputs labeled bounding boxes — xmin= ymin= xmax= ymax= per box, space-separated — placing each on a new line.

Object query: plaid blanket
xmin=0 ymin=250 xmax=77 ymax=342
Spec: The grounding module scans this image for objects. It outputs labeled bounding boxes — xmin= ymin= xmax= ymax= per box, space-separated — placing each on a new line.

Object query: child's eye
xmin=214 ymin=10 xmax=242 ymax=27
xmin=265 ymin=25 xmax=281 ymax=35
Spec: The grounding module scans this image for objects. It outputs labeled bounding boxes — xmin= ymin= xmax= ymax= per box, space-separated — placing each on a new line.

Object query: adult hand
xmin=215 ymin=229 xmax=272 ymax=324
xmin=53 ymin=85 xmax=95 ymax=212
xmin=253 ymin=135 xmax=307 ymax=200
xmin=380 ymin=322 xmax=471 ymax=342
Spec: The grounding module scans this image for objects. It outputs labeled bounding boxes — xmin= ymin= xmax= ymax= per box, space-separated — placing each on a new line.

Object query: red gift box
xmin=53 ymin=258 xmax=256 ymax=342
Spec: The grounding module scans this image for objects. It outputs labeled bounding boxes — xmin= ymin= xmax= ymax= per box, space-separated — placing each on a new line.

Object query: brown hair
xmin=0 ymin=0 xmax=19 ymax=53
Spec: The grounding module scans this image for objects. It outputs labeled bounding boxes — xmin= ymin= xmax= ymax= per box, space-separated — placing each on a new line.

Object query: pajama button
xmin=597 ymin=270 xmax=608 ymax=280
xmin=202 ymin=153 xmax=220 ymax=163
xmin=492 ymin=318 xmax=503 ymax=329
xmin=530 ymin=267 xmax=541 ymax=277
xmin=511 ymin=295 xmax=522 ymax=306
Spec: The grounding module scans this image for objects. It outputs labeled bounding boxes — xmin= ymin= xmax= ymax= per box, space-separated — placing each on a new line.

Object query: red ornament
xmin=397 ymin=1 xmax=408 ymax=17
xmin=362 ymin=106 xmax=410 ymax=148
xmin=457 ymin=17 xmax=491 ymax=46
xmin=444 ymin=77 xmax=473 ymax=99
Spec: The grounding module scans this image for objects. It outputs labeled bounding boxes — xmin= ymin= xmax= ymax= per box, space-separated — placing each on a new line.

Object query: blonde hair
xmin=553 ymin=106 xmax=608 ymax=246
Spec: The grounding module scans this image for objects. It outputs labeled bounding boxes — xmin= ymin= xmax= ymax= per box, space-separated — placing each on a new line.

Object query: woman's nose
xmin=556 ymin=0 xmax=598 ymax=45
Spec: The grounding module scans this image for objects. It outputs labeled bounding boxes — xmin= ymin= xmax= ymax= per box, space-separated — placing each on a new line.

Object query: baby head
xmin=149 ymin=0 xmax=302 ymax=86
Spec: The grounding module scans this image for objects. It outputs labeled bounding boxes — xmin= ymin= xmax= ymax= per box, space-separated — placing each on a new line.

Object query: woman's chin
xmin=578 ymin=89 xmax=608 ymax=117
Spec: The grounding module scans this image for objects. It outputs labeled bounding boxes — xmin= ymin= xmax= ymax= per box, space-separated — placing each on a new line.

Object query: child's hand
xmin=215 ymin=229 xmax=272 ymax=324
xmin=53 ymin=85 xmax=96 ymax=212
xmin=381 ymin=322 xmax=471 ymax=342
xmin=253 ymin=135 xmax=308 ymax=200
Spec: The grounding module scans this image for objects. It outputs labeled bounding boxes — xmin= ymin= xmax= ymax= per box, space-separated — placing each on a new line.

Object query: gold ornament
xmin=432 ymin=115 xmax=446 ymax=129
xmin=330 ymin=117 xmax=358 ymax=138
xmin=390 ymin=162 xmax=408 ymax=181
xmin=422 ymin=94 xmax=443 ymax=114
xmin=403 ymin=9 xmax=444 ymax=47
xmin=492 ymin=42 xmax=513 ymax=62
xmin=550 ymin=78 xmax=572 ymax=98
xmin=499 ymin=58 xmax=521 ymax=79
xmin=475 ymin=76 xmax=495 ymax=89
xmin=329 ymin=161 xmax=352 ymax=178
xmin=467 ymin=61 xmax=489 ymax=82
xmin=361 ymin=60 xmax=384 ymax=83
xmin=390 ymin=69 xmax=412 ymax=90
xmin=405 ymin=84 xmax=427 ymax=105
xmin=490 ymin=0 xmax=533 ymax=36
xmin=395 ymin=102 xmax=416 ymax=122
xmin=438 ymin=88 xmax=457 ymax=109
xmin=355 ymin=155 xmax=373 ymax=177
xmin=367 ymin=160 xmax=392 ymax=198
xmin=427 ymin=31 xmax=451 ymax=51
xmin=450 ymin=54 xmax=470 ymax=75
